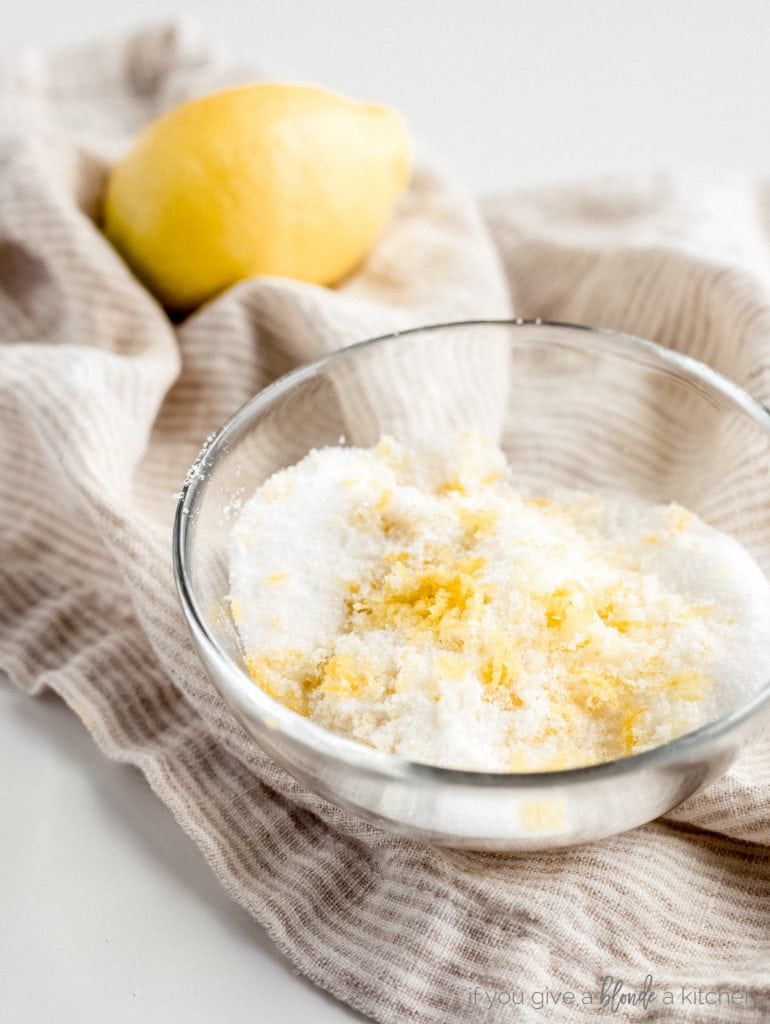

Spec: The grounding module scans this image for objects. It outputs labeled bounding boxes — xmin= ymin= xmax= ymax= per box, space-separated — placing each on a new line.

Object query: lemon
xmin=103 ymin=83 xmax=412 ymax=309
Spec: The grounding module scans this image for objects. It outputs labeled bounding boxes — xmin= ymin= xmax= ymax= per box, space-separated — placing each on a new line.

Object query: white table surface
xmin=3 ymin=3 xmax=770 ymax=1022
xmin=0 ymin=681 xmax=358 ymax=1024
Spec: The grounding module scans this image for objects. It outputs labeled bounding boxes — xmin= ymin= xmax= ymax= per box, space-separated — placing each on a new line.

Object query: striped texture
xmin=2 ymin=24 xmax=770 ymax=1023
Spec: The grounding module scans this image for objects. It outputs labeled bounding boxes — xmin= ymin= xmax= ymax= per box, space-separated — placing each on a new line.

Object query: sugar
xmin=228 ymin=433 xmax=770 ymax=771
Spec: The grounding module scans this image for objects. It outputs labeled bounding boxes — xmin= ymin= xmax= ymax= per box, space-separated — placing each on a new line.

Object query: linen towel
xmin=1 ymin=23 xmax=769 ymax=1024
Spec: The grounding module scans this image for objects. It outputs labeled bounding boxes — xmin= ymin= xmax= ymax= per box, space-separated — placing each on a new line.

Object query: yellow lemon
xmin=103 ymin=83 xmax=412 ymax=309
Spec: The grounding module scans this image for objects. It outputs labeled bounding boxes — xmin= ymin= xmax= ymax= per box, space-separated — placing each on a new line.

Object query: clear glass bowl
xmin=173 ymin=320 xmax=770 ymax=850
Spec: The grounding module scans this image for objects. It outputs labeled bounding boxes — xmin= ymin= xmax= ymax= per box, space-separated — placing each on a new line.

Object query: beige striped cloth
xmin=1 ymin=23 xmax=769 ymax=1024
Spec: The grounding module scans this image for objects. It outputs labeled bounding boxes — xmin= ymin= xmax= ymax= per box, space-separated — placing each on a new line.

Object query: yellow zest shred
xmin=351 ymin=551 xmax=494 ymax=644
xmin=436 ymin=476 xmax=467 ymax=496
xmin=655 ymin=669 xmax=712 ymax=702
xmin=318 ymin=654 xmax=369 ymax=698
xmin=621 ymin=706 xmax=648 ymax=753
xmin=668 ymin=505 xmax=692 ymax=532
xmin=480 ymin=633 xmax=523 ymax=707
xmin=436 ymin=654 xmax=472 ymax=680
xmin=245 ymin=649 xmax=308 ymax=715
xmin=266 ymin=572 xmax=289 ymax=587
xmin=543 ymin=581 xmax=595 ymax=633
xmin=457 ymin=505 xmax=499 ymax=539
xmin=568 ymin=670 xmax=623 ymax=714
xmin=383 ymin=550 xmax=410 ymax=564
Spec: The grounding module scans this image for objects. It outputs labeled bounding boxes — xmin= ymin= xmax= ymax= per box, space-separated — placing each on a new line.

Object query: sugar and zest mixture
xmin=228 ymin=434 xmax=770 ymax=772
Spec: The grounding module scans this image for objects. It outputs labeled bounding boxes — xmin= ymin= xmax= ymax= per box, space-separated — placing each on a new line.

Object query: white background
xmin=6 ymin=0 xmax=770 ymax=194
xmin=3 ymin=3 xmax=770 ymax=1022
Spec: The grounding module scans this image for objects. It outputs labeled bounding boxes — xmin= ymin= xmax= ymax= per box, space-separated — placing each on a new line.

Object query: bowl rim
xmin=172 ymin=318 xmax=770 ymax=787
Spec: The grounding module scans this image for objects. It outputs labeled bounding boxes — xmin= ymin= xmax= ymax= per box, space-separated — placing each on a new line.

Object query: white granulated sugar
xmin=228 ymin=433 xmax=770 ymax=771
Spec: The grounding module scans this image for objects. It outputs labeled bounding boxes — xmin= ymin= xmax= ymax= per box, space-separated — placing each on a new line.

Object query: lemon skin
xmin=103 ymin=83 xmax=412 ymax=310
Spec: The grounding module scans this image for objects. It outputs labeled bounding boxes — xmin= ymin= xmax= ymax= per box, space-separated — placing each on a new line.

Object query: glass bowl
xmin=172 ymin=320 xmax=770 ymax=850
